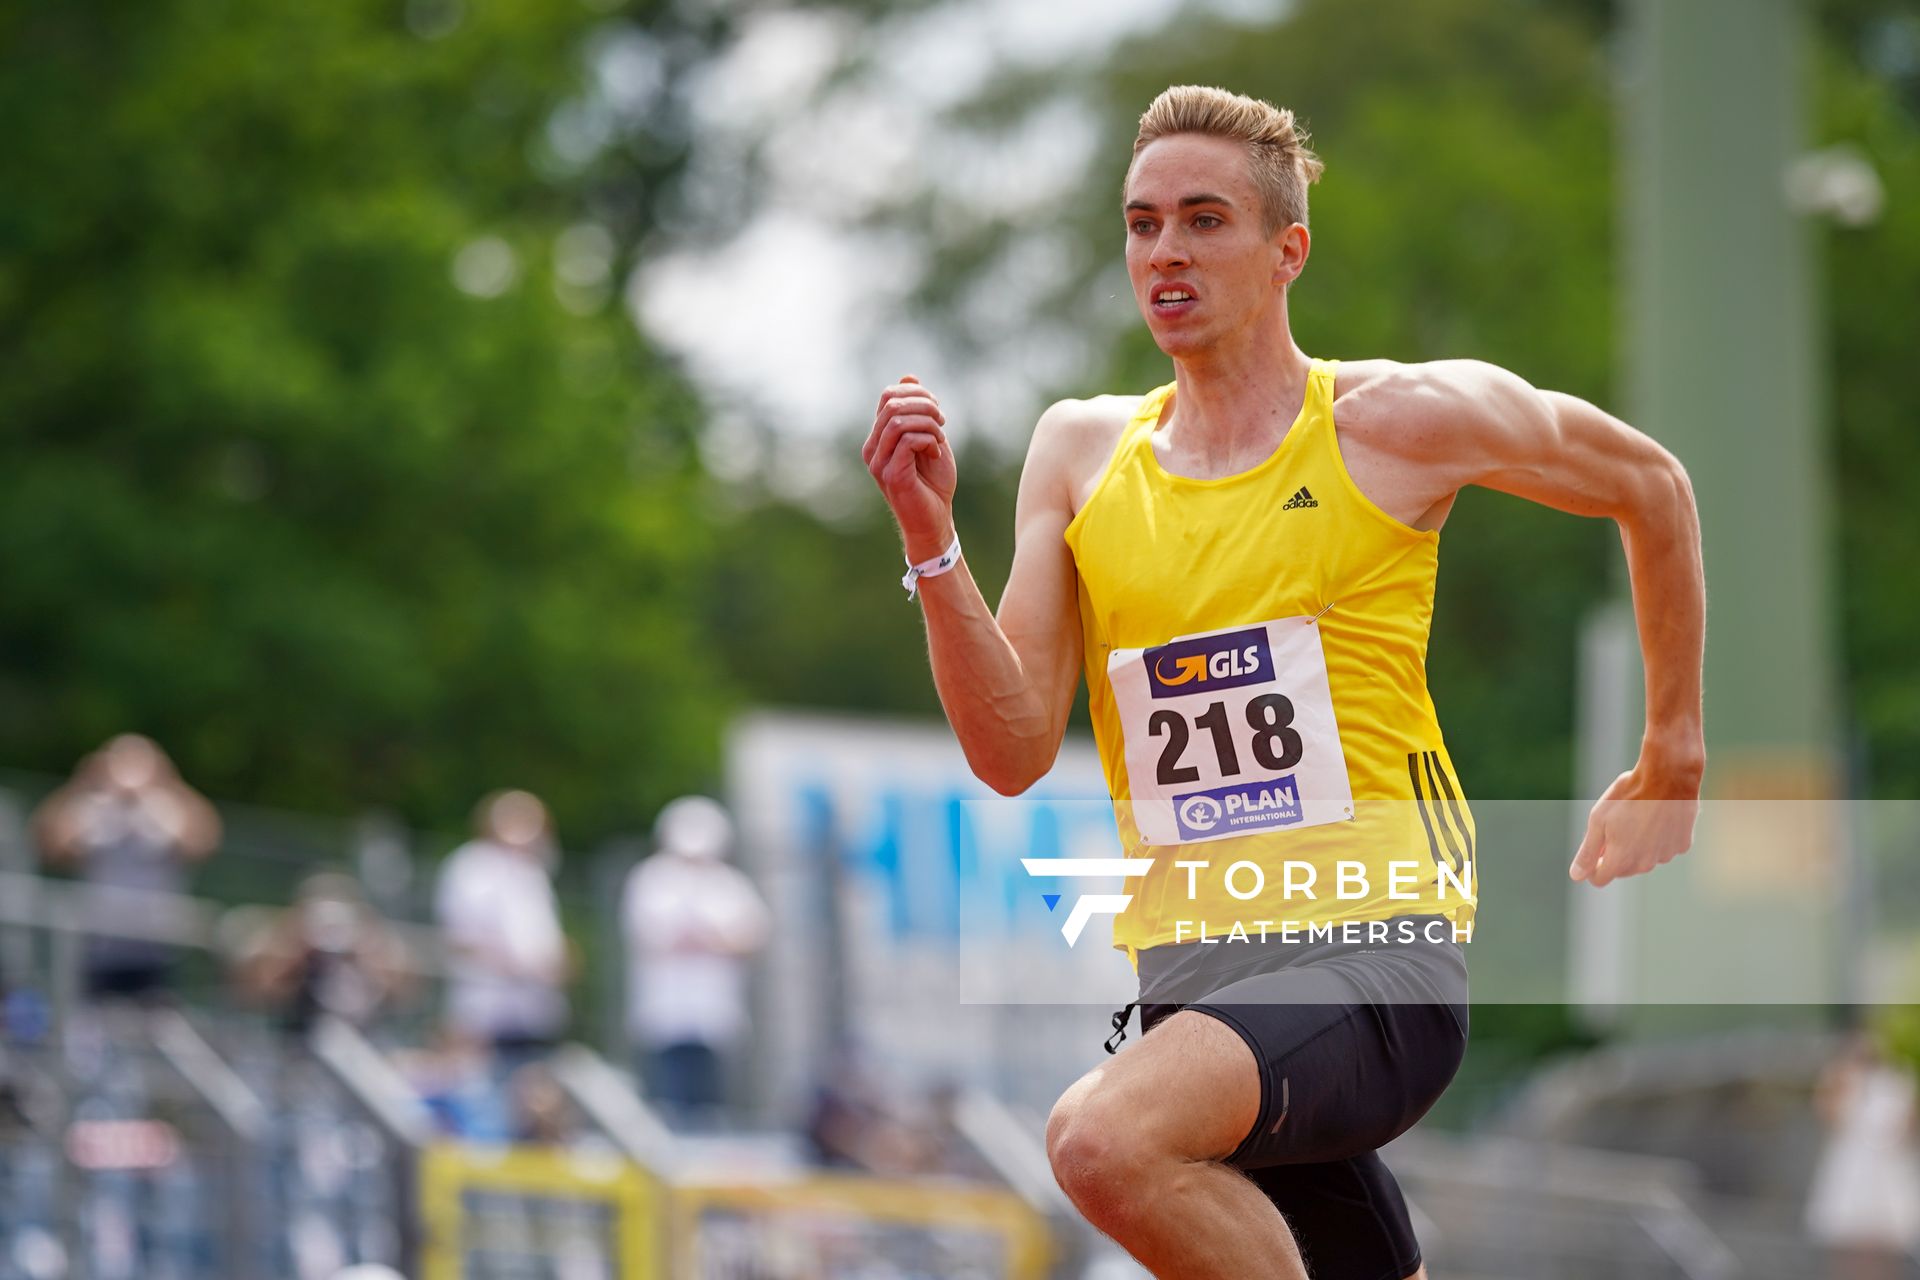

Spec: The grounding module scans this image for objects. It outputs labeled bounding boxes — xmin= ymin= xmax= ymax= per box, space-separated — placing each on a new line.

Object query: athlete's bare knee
xmin=1047 ymin=1021 xmax=1260 ymax=1235
xmin=1403 ymin=1265 xmax=1428 ymax=1280
xmin=1048 ymin=1123 xmax=1209 ymax=1239
xmin=1046 ymin=1085 xmax=1156 ymax=1222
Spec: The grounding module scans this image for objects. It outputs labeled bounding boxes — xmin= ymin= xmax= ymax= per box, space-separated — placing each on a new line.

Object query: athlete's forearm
xmin=1616 ymin=452 xmax=1706 ymax=788
xmin=914 ymin=562 xmax=1061 ymax=796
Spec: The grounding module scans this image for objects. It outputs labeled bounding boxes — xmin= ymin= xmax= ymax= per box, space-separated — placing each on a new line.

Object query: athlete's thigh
xmin=1184 ymin=958 xmax=1468 ymax=1169
xmin=1132 ymin=961 xmax=1365 ymax=1167
xmin=1248 ymin=1152 xmax=1424 ymax=1280
xmin=1055 ymin=1006 xmax=1262 ymax=1166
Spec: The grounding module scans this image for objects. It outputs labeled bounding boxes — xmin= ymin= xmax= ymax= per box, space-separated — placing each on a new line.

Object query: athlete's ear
xmin=1272 ymin=222 xmax=1310 ymax=288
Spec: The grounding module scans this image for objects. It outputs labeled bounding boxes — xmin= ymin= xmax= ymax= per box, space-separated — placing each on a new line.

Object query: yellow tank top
xmin=1064 ymin=358 xmax=1478 ymax=956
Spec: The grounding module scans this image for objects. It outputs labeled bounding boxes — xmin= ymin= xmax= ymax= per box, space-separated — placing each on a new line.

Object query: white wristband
xmin=901 ymin=532 xmax=962 ymax=599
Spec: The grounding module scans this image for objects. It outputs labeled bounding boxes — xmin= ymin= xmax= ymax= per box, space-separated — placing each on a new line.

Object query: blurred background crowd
xmin=21 ymin=735 xmax=783 ymax=1140
xmin=0 ymin=732 xmax=1029 ymax=1279
xmin=5 ymin=0 xmax=1920 ymax=1275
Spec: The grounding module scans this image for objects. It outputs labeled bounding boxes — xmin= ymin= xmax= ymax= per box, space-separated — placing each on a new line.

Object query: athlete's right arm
xmin=863 ymin=380 xmax=1086 ymax=795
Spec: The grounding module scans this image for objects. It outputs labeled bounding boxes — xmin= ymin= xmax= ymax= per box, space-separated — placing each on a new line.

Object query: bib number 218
xmin=1108 ymin=615 xmax=1352 ymax=845
xmin=1148 ymin=694 xmax=1303 ymax=784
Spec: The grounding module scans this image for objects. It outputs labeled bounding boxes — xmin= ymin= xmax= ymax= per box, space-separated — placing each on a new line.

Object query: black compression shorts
xmin=1132 ymin=915 xmax=1470 ymax=1280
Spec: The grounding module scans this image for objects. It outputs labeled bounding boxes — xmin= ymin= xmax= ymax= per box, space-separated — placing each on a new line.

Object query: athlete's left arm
xmin=1413 ymin=360 xmax=1705 ymax=888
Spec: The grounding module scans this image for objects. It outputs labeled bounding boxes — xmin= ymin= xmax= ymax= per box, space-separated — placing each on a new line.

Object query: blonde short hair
xmin=1132 ymin=85 xmax=1325 ymax=234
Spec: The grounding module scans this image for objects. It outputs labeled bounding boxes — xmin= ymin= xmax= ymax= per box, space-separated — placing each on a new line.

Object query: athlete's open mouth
xmin=1152 ymin=284 xmax=1199 ymax=313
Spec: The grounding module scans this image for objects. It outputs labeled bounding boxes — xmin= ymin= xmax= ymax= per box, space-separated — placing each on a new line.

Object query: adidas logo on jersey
xmin=1282 ymin=486 xmax=1318 ymax=510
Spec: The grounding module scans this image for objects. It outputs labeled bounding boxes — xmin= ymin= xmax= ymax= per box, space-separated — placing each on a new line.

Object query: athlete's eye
xmin=1194 ymin=213 xmax=1223 ymax=229
xmin=1130 ymin=218 xmax=1156 ymax=236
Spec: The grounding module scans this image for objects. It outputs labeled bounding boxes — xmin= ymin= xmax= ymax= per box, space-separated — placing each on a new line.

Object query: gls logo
xmin=1021 ymin=858 xmax=1154 ymax=946
xmin=1146 ymin=626 xmax=1272 ymax=699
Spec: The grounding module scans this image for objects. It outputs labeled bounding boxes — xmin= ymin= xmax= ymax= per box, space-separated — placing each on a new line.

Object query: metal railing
xmin=1391 ymin=1131 xmax=1742 ymax=1280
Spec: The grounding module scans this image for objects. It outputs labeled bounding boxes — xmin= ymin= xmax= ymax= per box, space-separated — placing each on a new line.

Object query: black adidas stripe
xmin=1408 ymin=752 xmax=1446 ymax=870
xmin=1419 ymin=753 xmax=1466 ymax=872
xmin=1425 ymin=751 xmax=1475 ymax=863
xmin=1410 ymin=751 xmax=1472 ymax=874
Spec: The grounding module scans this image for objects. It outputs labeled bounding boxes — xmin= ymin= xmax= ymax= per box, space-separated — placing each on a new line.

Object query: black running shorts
xmin=1133 ymin=915 xmax=1470 ymax=1280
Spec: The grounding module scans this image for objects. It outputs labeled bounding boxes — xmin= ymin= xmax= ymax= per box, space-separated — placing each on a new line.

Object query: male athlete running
xmin=863 ymin=86 xmax=1704 ymax=1279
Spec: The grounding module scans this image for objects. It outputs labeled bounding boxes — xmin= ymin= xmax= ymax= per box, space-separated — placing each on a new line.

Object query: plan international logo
xmin=1174 ymin=775 xmax=1305 ymax=840
xmin=1021 ymin=858 xmax=1153 ymax=946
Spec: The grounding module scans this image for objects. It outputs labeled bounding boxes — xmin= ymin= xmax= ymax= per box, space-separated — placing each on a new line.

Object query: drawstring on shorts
xmin=1105 ymin=1002 xmax=1138 ymax=1054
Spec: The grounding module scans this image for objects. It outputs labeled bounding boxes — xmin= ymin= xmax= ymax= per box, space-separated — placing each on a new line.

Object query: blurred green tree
xmin=0 ymin=0 xmax=735 ymax=838
xmin=1819 ymin=4 xmax=1920 ymax=796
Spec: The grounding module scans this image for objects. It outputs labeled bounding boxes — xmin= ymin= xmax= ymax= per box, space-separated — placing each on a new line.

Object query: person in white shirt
xmin=434 ymin=791 xmax=570 ymax=1065
xmin=621 ymin=796 xmax=769 ymax=1120
xmin=1807 ymin=1028 xmax=1920 ymax=1280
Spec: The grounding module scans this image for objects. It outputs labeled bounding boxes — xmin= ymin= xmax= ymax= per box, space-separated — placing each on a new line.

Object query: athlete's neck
xmin=1161 ymin=331 xmax=1314 ymax=472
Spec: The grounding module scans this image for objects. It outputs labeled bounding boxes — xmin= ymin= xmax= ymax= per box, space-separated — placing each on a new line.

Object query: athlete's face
xmin=1123 ymin=134 xmax=1306 ymax=357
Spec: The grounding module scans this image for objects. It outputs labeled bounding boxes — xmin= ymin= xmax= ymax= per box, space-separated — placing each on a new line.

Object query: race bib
xmin=1108 ymin=617 xmax=1354 ymax=846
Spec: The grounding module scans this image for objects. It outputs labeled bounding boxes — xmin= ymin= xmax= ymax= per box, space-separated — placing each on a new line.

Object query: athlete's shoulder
xmin=1334 ymin=357 xmax=1513 ymax=416
xmin=1333 ymin=358 xmax=1529 ymax=451
xmin=1014 ymin=393 xmax=1149 ymax=521
xmin=1024 ymin=393 xmax=1143 ymax=476
xmin=1032 ymin=393 xmax=1142 ymax=447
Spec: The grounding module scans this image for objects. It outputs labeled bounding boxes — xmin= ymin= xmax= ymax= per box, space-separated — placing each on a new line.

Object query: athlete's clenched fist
xmin=1568 ymin=765 xmax=1701 ymax=887
xmin=863 ymin=375 xmax=958 ymax=561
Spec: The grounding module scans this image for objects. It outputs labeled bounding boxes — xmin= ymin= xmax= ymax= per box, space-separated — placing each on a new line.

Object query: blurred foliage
xmin=1818 ymin=3 xmax=1920 ymax=796
xmin=703 ymin=441 xmax=1017 ymax=719
xmin=0 ymin=0 xmax=742 ymax=839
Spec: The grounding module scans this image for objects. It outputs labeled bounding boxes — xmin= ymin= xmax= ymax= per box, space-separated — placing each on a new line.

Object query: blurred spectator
xmin=922 ymin=1080 xmax=998 ymax=1182
xmin=397 ymin=1034 xmax=576 ymax=1145
xmin=396 ymin=1029 xmax=511 ymax=1142
xmin=622 ymin=795 xmax=769 ymax=1121
xmin=1806 ymin=1028 xmax=1920 ymax=1279
xmin=805 ymin=1047 xmax=922 ymax=1174
xmin=30 ymin=734 xmax=220 ymax=1001
xmin=234 ymin=873 xmax=414 ymax=1036
xmin=434 ymin=791 xmax=570 ymax=1069
xmin=508 ymin=1063 xmax=573 ymax=1146
xmin=803 ymin=1052 xmax=991 ymax=1179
